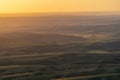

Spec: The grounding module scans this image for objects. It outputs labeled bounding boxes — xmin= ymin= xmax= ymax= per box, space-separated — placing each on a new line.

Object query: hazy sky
xmin=0 ymin=0 xmax=120 ymax=13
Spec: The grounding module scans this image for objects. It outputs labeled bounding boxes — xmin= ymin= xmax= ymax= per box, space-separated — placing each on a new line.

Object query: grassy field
xmin=0 ymin=43 xmax=120 ymax=80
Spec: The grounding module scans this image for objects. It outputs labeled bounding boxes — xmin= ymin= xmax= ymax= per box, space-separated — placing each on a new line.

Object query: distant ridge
xmin=0 ymin=11 xmax=120 ymax=17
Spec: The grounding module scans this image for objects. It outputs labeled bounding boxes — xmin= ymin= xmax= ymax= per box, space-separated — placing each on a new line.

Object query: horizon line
xmin=0 ymin=11 xmax=120 ymax=17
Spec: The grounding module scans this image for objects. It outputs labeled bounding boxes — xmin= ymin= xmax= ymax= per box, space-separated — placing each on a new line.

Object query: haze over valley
xmin=0 ymin=13 xmax=120 ymax=80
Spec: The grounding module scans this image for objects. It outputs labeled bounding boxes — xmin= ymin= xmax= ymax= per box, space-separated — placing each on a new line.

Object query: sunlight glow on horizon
xmin=0 ymin=0 xmax=120 ymax=14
